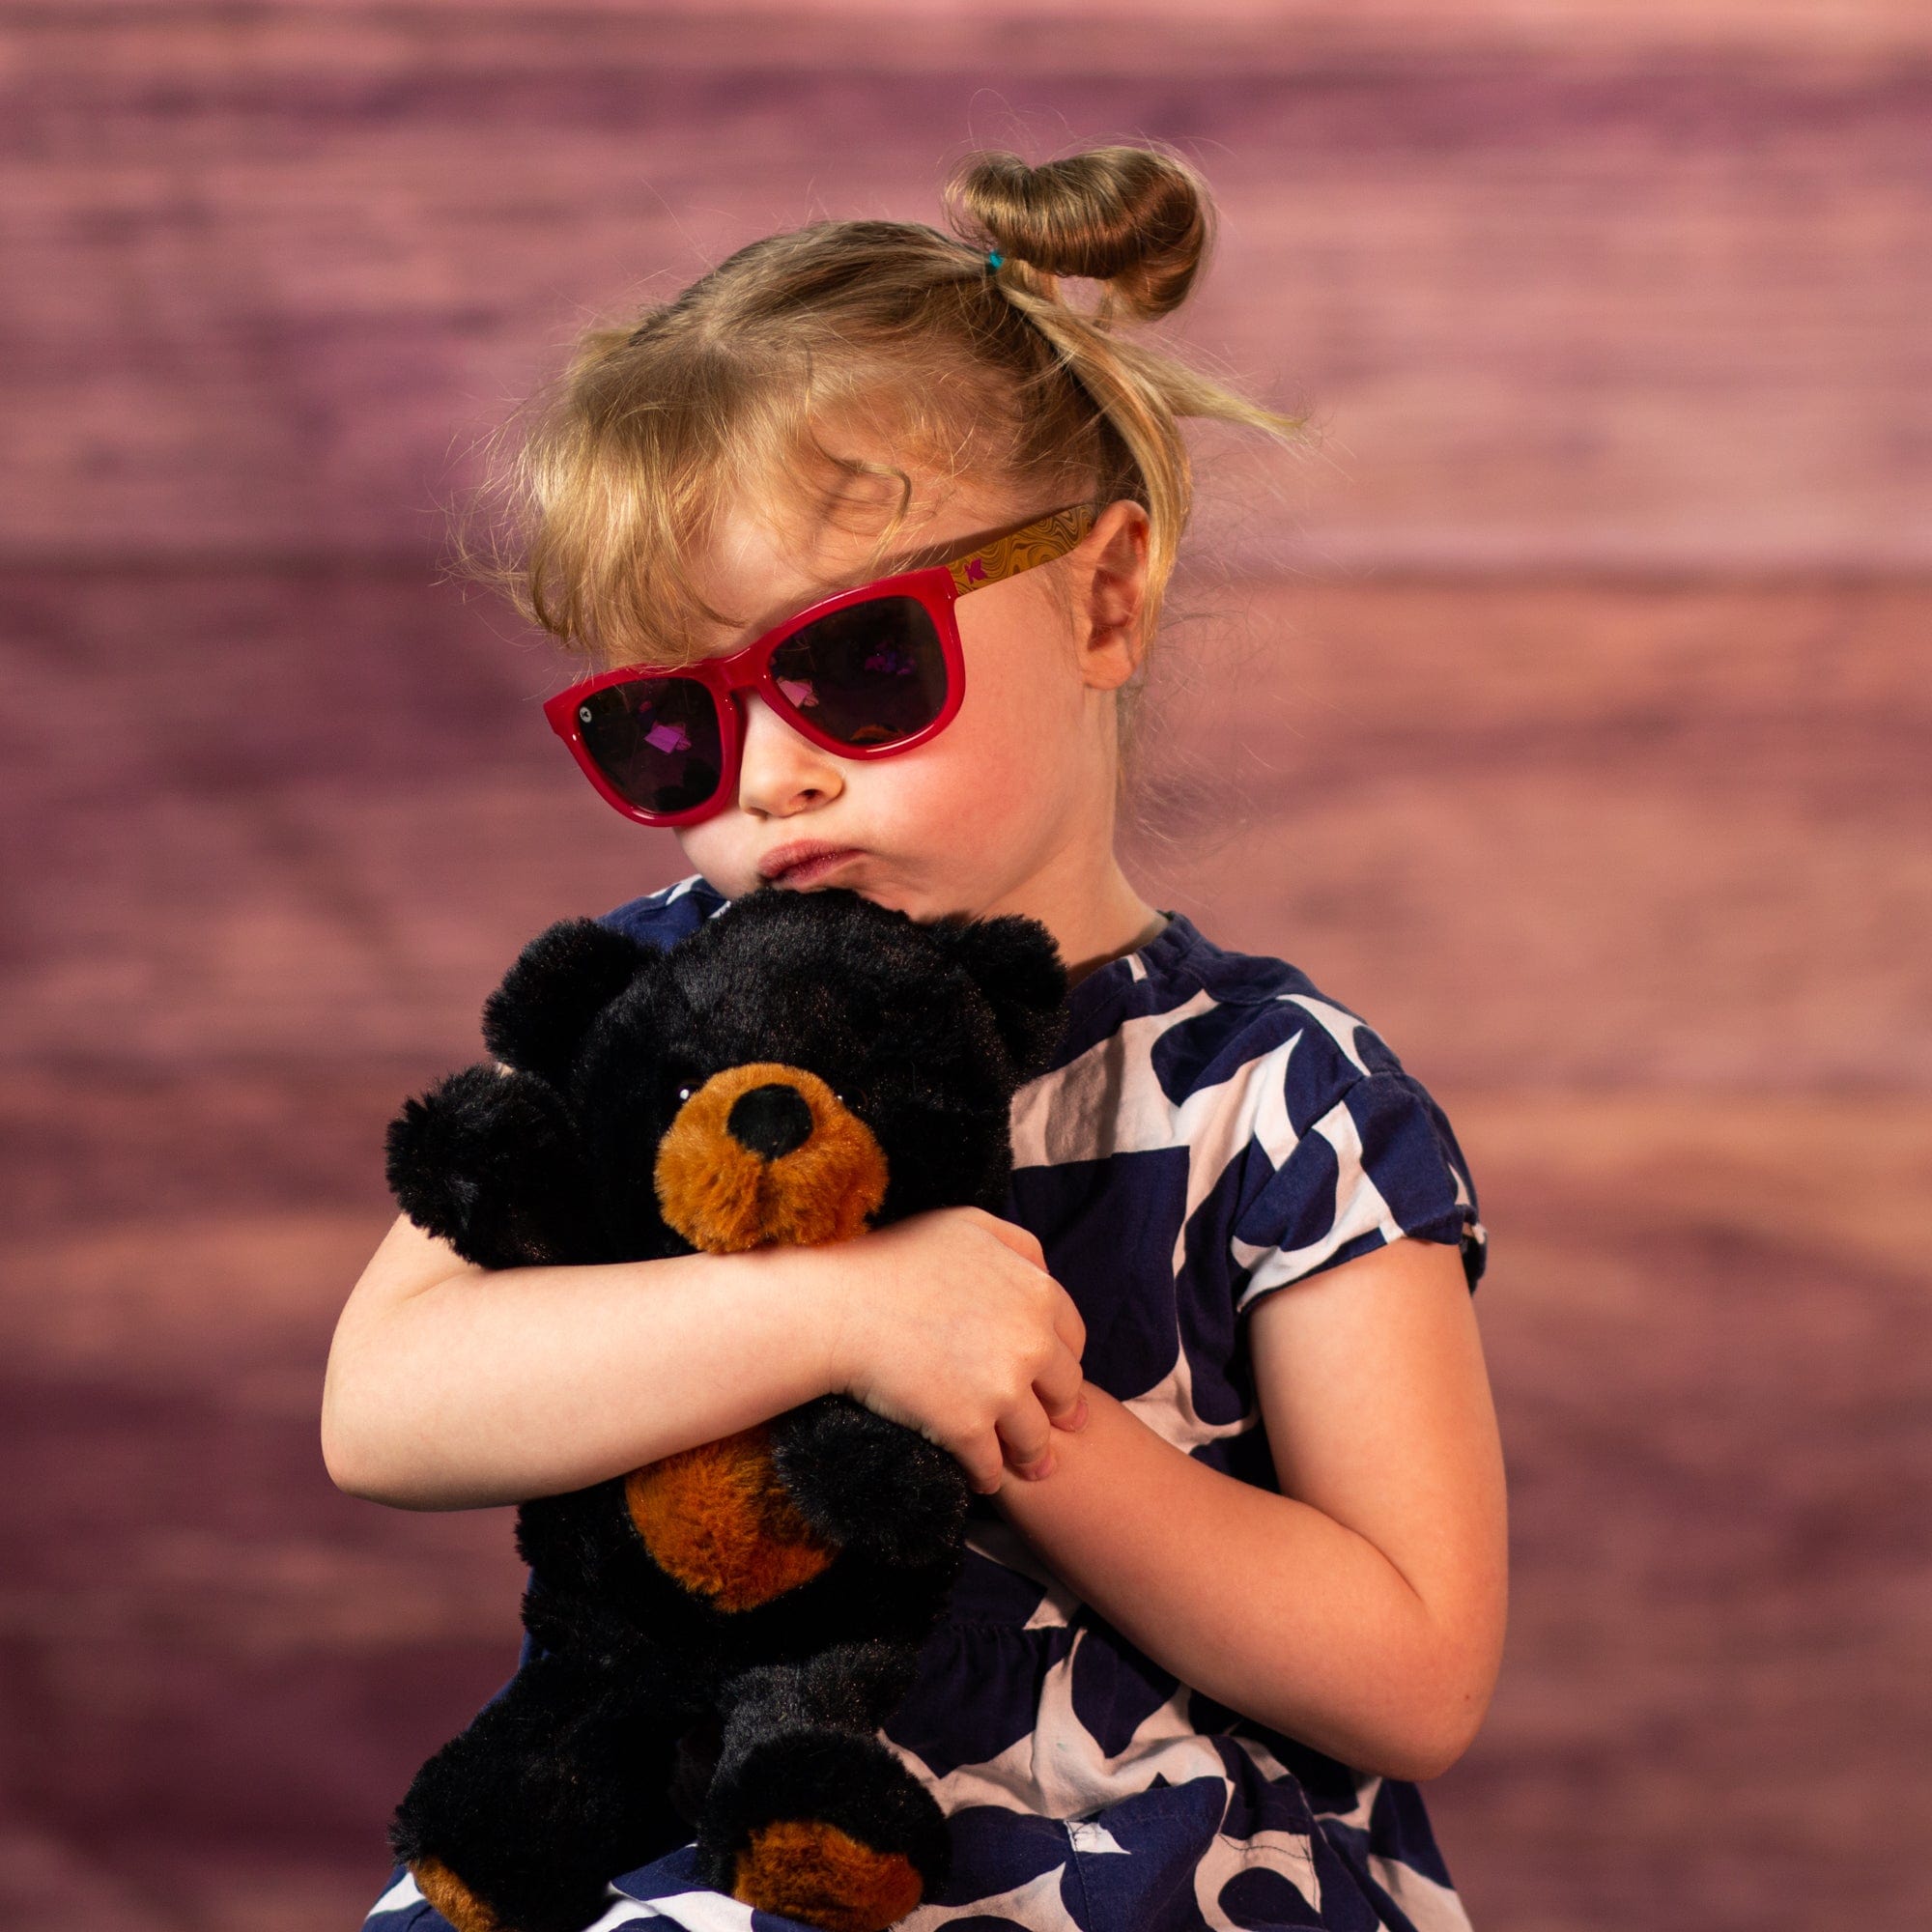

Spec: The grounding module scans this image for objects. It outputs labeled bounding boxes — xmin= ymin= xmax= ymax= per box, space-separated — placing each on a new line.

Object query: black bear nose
xmin=725 ymin=1082 xmax=815 ymax=1160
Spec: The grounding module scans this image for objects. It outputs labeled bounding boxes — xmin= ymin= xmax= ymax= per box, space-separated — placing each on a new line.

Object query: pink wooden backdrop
xmin=2 ymin=5 xmax=1926 ymax=1927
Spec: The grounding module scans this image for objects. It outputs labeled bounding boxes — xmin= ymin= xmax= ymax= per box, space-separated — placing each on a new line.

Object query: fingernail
xmin=1022 ymin=1451 xmax=1055 ymax=1481
xmin=1066 ymin=1397 xmax=1089 ymax=1431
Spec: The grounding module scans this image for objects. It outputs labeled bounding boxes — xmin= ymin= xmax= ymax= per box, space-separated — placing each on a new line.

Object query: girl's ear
xmin=481 ymin=919 xmax=658 ymax=1087
xmin=1077 ymin=499 xmax=1152 ymax=690
xmin=928 ymin=914 xmax=1070 ymax=1085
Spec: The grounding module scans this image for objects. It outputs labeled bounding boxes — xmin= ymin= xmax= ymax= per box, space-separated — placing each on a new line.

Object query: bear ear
xmin=927 ymin=913 xmax=1070 ymax=1084
xmin=481 ymin=918 xmax=658 ymax=1086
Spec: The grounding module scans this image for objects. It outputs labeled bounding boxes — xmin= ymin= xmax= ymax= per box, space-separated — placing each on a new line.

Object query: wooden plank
xmin=3 ymin=1070 xmax=1925 ymax=1929
xmin=0 ymin=12 xmax=1925 ymax=566
xmin=4 ymin=569 xmax=1924 ymax=1084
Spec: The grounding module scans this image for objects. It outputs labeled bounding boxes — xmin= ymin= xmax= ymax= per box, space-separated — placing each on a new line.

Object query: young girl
xmin=325 ymin=144 xmax=1507 ymax=1932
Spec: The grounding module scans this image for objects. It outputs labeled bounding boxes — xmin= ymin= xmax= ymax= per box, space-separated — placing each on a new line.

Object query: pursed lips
xmin=765 ymin=846 xmax=863 ymax=887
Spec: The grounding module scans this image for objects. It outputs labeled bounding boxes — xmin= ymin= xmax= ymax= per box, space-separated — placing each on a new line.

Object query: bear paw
xmin=702 ymin=1726 xmax=946 ymax=1932
xmin=731 ymin=1820 xmax=923 ymax=1932
xmin=412 ymin=1857 xmax=502 ymax=1932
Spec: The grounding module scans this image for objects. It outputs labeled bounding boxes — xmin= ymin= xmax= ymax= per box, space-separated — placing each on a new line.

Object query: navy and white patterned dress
xmin=364 ymin=873 xmax=1489 ymax=1932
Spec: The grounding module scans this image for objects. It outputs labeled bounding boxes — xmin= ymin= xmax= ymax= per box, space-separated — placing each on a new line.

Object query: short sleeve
xmin=1231 ymin=1066 xmax=1487 ymax=1310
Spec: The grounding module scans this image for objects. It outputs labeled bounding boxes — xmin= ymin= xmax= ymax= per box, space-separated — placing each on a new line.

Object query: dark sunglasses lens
xmin=573 ymin=677 xmax=724 ymax=816
xmin=768 ymin=597 xmax=947 ymax=749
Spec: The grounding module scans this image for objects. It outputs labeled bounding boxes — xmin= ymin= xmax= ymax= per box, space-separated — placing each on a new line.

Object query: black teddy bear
xmin=382 ymin=885 xmax=1068 ymax=1932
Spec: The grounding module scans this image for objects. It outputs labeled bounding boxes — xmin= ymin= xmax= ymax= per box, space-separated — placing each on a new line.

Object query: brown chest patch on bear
xmin=625 ymin=1423 xmax=837 ymax=1611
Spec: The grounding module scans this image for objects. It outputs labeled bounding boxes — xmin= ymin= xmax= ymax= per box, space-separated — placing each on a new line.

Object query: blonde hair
xmin=446 ymin=141 xmax=1312 ymax=788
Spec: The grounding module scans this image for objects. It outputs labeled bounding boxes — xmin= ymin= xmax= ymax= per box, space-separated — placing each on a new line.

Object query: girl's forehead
xmin=688 ymin=477 xmax=1022 ymax=655
xmin=685 ymin=505 xmax=875 ymax=653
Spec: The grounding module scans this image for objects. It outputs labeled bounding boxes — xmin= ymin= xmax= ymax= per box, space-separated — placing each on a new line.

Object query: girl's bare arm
xmin=990 ymin=1235 xmax=1508 ymax=1784
xmin=322 ymin=1206 xmax=1088 ymax=1511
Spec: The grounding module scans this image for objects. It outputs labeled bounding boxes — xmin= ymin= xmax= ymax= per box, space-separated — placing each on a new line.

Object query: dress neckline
xmin=1063 ymin=908 xmax=1200 ymax=1019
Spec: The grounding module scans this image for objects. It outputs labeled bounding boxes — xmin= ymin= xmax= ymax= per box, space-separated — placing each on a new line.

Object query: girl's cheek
xmin=674 ymin=824 xmax=747 ymax=895
xmin=930 ymin=733 xmax=1032 ymax=833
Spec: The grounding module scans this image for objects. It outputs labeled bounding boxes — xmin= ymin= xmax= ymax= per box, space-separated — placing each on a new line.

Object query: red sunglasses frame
xmin=542 ymin=501 xmax=1098 ymax=827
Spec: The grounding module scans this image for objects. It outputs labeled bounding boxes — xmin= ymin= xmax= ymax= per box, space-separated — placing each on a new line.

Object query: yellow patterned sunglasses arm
xmin=945 ymin=503 xmax=1097 ymax=598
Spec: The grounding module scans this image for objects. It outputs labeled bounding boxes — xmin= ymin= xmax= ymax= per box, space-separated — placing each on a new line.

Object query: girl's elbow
xmin=1404 ymin=1585 xmax=1507 ymax=1779
xmin=320 ymin=1382 xmax=425 ymax=1507
xmin=1404 ymin=1670 xmax=1498 ymax=1782
xmin=320 ymin=1399 xmax=386 ymax=1502
xmin=323 ymin=1434 xmax=446 ymax=1510
xmin=1399 ymin=1719 xmax=1476 ymax=1784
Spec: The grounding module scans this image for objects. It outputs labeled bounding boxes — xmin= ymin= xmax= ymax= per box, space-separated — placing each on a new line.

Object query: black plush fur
xmin=382 ymin=886 xmax=1068 ymax=1932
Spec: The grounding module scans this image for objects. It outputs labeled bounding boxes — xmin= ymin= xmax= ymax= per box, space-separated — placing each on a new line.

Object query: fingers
xmin=1033 ymin=1348 xmax=1087 ymax=1433
xmin=865 ymin=1210 xmax=1085 ymax=1492
xmin=996 ymin=1225 xmax=1084 ymax=1455
xmin=972 ymin=1211 xmax=1082 ymax=1354
xmin=995 ymin=1391 xmax=1057 ymax=1481
xmin=955 ymin=1431 xmax=1006 ymax=1496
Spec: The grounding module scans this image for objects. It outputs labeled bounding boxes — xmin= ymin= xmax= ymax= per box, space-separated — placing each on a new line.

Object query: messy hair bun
xmin=943 ymin=146 xmax=1212 ymax=325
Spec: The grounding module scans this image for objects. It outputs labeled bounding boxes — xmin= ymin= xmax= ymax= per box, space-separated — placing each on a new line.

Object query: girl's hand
xmin=812 ymin=1206 xmax=1089 ymax=1495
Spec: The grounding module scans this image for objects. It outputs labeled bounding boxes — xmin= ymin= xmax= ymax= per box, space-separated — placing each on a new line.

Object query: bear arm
xmin=385 ymin=1062 xmax=601 ymax=1271
xmin=769 ymin=1397 xmax=971 ymax=1569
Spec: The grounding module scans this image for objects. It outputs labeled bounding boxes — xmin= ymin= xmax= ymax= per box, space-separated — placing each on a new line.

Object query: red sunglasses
xmin=543 ymin=501 xmax=1097 ymax=827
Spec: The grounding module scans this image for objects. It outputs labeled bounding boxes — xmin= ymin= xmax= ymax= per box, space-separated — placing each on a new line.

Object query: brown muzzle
xmin=653 ymin=1063 xmax=888 ymax=1252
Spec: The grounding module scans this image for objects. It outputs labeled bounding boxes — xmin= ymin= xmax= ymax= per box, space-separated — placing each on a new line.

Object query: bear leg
xmin=391 ymin=1649 xmax=695 ymax=1932
xmin=699 ymin=1642 xmax=947 ymax=1932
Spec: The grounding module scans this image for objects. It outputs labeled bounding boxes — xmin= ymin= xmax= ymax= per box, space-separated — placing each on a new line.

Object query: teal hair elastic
xmin=985 ymin=250 xmax=1005 ymax=270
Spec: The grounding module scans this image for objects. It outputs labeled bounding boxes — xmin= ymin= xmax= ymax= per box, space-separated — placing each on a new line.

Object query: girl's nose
xmin=734 ymin=690 xmax=845 ymax=818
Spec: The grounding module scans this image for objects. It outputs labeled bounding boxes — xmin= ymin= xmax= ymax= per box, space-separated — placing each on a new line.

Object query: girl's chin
xmin=844 ymin=880 xmax=941 ymax=923
xmin=852 ymin=884 xmax=917 ymax=917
